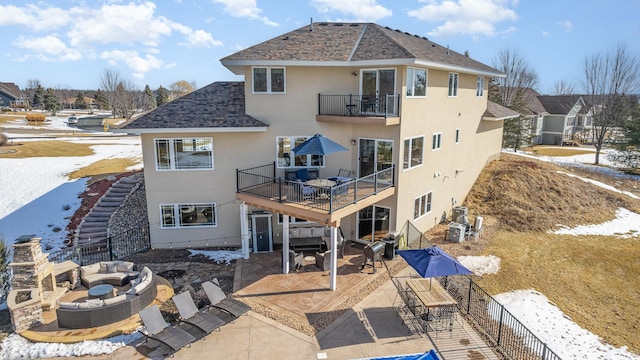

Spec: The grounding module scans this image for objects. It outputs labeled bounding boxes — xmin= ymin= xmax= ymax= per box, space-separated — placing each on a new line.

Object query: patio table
xmin=405 ymin=278 xmax=457 ymax=308
xmin=306 ymin=179 xmax=336 ymax=188
xmin=88 ymin=284 xmax=115 ymax=300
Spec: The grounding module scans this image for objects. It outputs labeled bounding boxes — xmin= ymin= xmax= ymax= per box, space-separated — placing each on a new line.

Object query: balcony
xmin=316 ymin=94 xmax=400 ymax=126
xmin=236 ymin=163 xmax=396 ymax=226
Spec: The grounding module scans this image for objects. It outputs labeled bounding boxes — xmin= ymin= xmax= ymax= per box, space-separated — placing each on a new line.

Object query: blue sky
xmin=1 ymin=0 xmax=639 ymax=94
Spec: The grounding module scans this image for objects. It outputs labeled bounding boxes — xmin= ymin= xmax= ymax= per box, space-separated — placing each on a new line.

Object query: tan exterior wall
xmin=141 ymin=64 xmax=502 ymax=249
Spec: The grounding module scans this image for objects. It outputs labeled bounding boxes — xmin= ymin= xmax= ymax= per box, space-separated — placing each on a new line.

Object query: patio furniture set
xmin=56 ymin=265 xmax=157 ymax=329
xmin=138 ymin=279 xmax=251 ymax=355
xmin=287 ymin=226 xmax=347 ymax=272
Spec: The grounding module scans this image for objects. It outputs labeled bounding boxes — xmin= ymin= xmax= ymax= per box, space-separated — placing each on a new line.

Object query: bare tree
xmin=24 ymin=78 xmax=42 ymax=106
xmin=169 ymin=80 xmax=196 ymax=100
xmin=553 ymin=78 xmax=575 ymax=95
xmin=100 ymin=69 xmax=121 ymax=118
xmin=581 ymin=43 xmax=640 ymax=164
xmin=492 ymin=48 xmax=539 ymax=151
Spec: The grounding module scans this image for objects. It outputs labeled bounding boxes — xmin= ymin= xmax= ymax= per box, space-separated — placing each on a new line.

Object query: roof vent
xmin=431 ymin=44 xmax=436 ymax=47
xmin=349 ymin=23 xmax=359 ymax=27
xmin=283 ymin=36 xmax=289 ymax=40
xmin=319 ymin=23 xmax=328 ymax=26
xmin=335 ymin=23 xmax=343 ymax=26
xmin=385 ymin=26 xmax=392 ymax=30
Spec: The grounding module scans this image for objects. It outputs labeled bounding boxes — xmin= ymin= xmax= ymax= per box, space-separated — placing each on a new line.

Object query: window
xmin=161 ymin=203 xmax=216 ymax=228
xmin=277 ymin=214 xmax=311 ymax=224
xmin=276 ymin=136 xmax=324 ymax=168
xmin=448 ymin=72 xmax=459 ymax=97
xmin=414 ymin=192 xmax=432 ymax=219
xmin=155 ymin=138 xmax=213 ymax=171
xmin=455 ymin=128 xmax=460 ymax=144
xmin=406 ymin=68 xmax=427 ymax=97
xmin=403 ymin=136 xmax=424 ymax=169
xmin=432 ymin=133 xmax=442 ymax=150
xmin=476 ymin=76 xmax=484 ymax=97
xmin=253 ymin=67 xmax=285 ymax=93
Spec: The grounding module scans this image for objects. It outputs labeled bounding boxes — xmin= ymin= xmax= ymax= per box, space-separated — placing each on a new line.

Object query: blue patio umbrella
xmin=397 ymin=246 xmax=472 ymax=288
xmin=291 ymin=134 xmax=348 ymax=156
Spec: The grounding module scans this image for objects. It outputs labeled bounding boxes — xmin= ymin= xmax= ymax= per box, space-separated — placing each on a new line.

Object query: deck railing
xmin=236 ymin=163 xmax=395 ymax=213
xmin=318 ymin=94 xmax=400 ymax=118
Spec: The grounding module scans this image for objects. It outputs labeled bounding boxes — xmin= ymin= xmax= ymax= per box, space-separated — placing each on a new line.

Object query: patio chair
xmin=288 ymin=249 xmax=304 ymax=271
xmin=138 ymin=305 xmax=196 ymax=354
xmin=295 ymin=168 xmax=310 ymax=182
xmin=297 ymin=179 xmax=316 ymax=200
xmin=202 ymin=280 xmax=251 ymax=318
xmin=172 ymin=291 xmax=227 ymax=335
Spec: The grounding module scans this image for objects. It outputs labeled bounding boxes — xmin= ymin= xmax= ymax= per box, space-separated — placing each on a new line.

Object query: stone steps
xmin=75 ymin=173 xmax=143 ymax=245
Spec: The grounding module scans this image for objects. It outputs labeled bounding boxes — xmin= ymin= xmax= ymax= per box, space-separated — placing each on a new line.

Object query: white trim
xmin=402 ymin=135 xmax=424 ymax=171
xmin=432 ymin=132 xmax=442 ymax=151
xmin=406 ymin=67 xmax=428 ymax=98
xmin=221 ymin=59 xmax=506 ymax=78
xmin=448 ymin=72 xmax=459 ymax=97
xmin=252 ymin=66 xmax=286 ymax=94
xmin=413 ymin=191 xmax=433 ymax=220
xmin=160 ymin=203 xmax=218 ymax=229
xmin=113 ymin=127 xmax=268 ymax=134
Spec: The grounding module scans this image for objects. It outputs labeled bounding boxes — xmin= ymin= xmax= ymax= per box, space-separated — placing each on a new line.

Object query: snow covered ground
xmin=1 ymin=126 xmax=639 ymax=358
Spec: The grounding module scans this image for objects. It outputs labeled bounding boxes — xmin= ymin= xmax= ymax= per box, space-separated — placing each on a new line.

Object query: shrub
xmin=0 ymin=133 xmax=7 ymax=147
xmin=25 ymin=114 xmax=46 ymax=122
xmin=0 ymin=236 xmax=11 ymax=305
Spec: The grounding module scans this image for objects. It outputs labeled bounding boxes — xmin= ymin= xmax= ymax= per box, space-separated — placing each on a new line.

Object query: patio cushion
xmin=298 ymin=227 xmax=312 ymax=238
xmin=289 ymin=228 xmax=299 ymax=238
xmin=106 ymin=262 xmax=118 ymax=273
xmin=117 ymin=261 xmax=134 ymax=272
xmin=59 ymin=302 xmax=80 ymax=309
xmin=103 ymin=294 xmax=127 ymax=306
xmin=99 ymin=262 xmax=109 ymax=272
xmin=311 ymin=227 xmax=325 ymax=238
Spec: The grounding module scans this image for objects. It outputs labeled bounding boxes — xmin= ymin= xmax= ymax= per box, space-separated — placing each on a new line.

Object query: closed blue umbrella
xmin=292 ymin=134 xmax=348 ymax=156
xmin=397 ymin=246 xmax=472 ymax=288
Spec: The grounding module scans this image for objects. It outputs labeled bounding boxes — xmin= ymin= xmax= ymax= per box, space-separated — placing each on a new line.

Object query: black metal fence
xmin=237 ymin=163 xmax=395 ymax=213
xmin=398 ymin=220 xmax=562 ymax=360
xmin=49 ymin=218 xmax=150 ymax=266
xmin=318 ymin=94 xmax=400 ymax=118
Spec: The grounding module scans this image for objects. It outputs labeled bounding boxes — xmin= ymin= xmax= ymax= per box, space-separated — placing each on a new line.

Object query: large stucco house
xmin=118 ymin=22 xmax=515 ymax=289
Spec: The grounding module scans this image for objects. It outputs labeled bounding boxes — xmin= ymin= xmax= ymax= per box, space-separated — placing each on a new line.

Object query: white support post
xmin=329 ymin=226 xmax=338 ymax=291
xmin=239 ymin=202 xmax=250 ymax=260
xmin=282 ymin=215 xmax=290 ymax=274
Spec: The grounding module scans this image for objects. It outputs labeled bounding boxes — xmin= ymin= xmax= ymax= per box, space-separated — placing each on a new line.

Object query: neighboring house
xmin=0 ymin=82 xmax=29 ymax=109
xmin=523 ymin=92 xmax=593 ymax=145
xmin=117 ymin=22 xmax=514 ymax=289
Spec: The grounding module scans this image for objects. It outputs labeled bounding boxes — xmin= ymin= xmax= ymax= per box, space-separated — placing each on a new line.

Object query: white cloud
xmin=542 ymin=30 xmax=550 ymax=36
xmin=408 ymin=0 xmax=518 ymax=38
xmin=212 ymin=0 xmax=278 ymax=26
xmin=310 ymin=0 xmax=392 ymax=21
xmin=557 ymin=20 xmax=572 ymax=31
xmin=180 ymin=29 xmax=223 ymax=48
xmin=0 ymin=4 xmax=71 ymax=31
xmin=100 ymin=50 xmax=175 ymax=79
xmin=12 ymin=35 xmax=82 ymax=61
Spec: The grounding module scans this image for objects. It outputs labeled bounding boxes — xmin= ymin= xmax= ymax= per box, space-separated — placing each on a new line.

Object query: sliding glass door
xmin=358 ymin=138 xmax=393 ymax=178
xmin=357 ymin=205 xmax=390 ymax=242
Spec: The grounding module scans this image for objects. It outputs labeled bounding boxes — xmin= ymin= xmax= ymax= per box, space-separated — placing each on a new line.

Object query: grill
xmin=362 ymin=241 xmax=385 ymax=273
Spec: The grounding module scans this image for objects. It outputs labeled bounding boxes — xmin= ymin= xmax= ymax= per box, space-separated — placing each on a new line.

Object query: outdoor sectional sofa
xmin=56 ymin=266 xmax=156 ymax=329
xmin=288 ymin=226 xmax=328 ymax=252
xmin=80 ymin=260 xmax=139 ymax=288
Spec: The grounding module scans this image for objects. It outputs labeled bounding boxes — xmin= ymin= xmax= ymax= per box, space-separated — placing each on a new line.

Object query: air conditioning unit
xmin=447 ymin=222 xmax=465 ymax=243
xmin=452 ymin=206 xmax=468 ymax=221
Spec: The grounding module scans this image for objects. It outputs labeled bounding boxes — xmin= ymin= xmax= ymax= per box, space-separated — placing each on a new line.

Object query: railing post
xmin=467 ymin=277 xmax=472 ymax=314
xmin=497 ymin=305 xmax=504 ymax=346
xmin=236 ymin=168 xmax=240 ymax=192
xmin=318 ymin=93 xmax=321 ymax=115
xmin=108 ymin=235 xmax=114 ymax=261
xmin=542 ymin=343 xmax=548 ymax=360
xmin=278 ymin=177 xmax=283 ymax=202
xmin=354 ymin=179 xmax=358 ymax=204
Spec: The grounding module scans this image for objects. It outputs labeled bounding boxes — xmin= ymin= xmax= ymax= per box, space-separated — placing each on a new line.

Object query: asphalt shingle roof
xmin=537 ymin=95 xmax=583 ymax=115
xmin=221 ymin=22 xmax=502 ymax=76
xmin=483 ymin=101 xmax=520 ymax=120
xmin=119 ymin=82 xmax=268 ymax=131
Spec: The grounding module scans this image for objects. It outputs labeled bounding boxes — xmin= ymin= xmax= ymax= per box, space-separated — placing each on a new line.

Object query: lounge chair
xmin=202 ymin=280 xmax=251 ymax=318
xmin=138 ymin=305 xmax=195 ymax=353
xmin=172 ymin=291 xmax=227 ymax=335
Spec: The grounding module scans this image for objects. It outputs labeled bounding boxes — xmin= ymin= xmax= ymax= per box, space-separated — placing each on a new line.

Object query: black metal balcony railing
xmin=236 ymin=163 xmax=395 ymax=213
xmin=318 ymin=94 xmax=400 ymax=118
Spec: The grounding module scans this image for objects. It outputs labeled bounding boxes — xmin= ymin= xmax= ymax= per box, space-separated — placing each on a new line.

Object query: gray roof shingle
xmin=483 ymin=101 xmax=520 ymax=120
xmin=537 ymin=95 xmax=584 ymax=115
xmin=119 ymin=82 xmax=268 ymax=131
xmin=221 ymin=22 xmax=503 ymax=76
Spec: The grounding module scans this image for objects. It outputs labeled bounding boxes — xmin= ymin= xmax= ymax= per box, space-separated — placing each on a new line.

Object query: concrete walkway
xmin=105 ymin=266 xmax=498 ymax=360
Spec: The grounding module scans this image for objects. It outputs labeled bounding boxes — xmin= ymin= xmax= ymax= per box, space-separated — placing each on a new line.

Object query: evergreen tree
xmin=156 ymin=85 xmax=169 ymax=106
xmin=501 ymin=88 xmax=531 ymax=152
xmin=44 ymin=88 xmax=62 ymax=115
xmin=607 ymin=95 xmax=640 ymax=170
xmin=32 ymin=84 xmax=46 ymax=106
xmin=0 ymin=236 xmax=11 ymax=305
xmin=143 ymin=84 xmax=156 ymax=111
xmin=74 ymin=92 xmax=87 ymax=109
xmin=94 ymin=89 xmax=109 ymax=110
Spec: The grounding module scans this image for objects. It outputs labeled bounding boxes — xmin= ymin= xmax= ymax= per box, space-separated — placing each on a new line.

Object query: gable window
xmin=155 ymin=138 xmax=213 ymax=171
xmin=406 ymin=68 xmax=427 ymax=97
xmin=455 ymin=128 xmax=460 ymax=144
xmin=403 ymin=136 xmax=424 ymax=170
xmin=448 ymin=72 xmax=459 ymax=97
xmin=277 ymin=136 xmax=324 ymax=168
xmin=414 ymin=192 xmax=432 ymax=219
xmin=432 ymin=133 xmax=442 ymax=150
xmin=161 ymin=203 xmax=217 ymax=228
xmin=476 ymin=76 xmax=484 ymax=97
xmin=253 ymin=67 xmax=285 ymax=93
